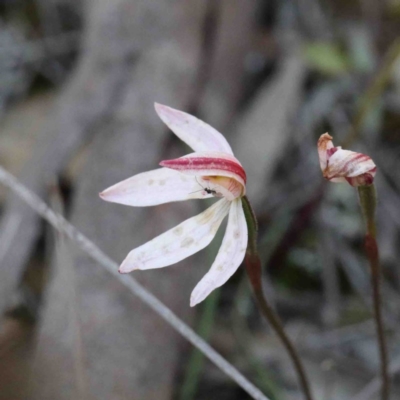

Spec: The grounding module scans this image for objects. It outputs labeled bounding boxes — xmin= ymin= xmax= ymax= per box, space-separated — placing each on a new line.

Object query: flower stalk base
xmin=242 ymin=196 xmax=314 ymax=400
xmin=358 ymin=185 xmax=390 ymax=400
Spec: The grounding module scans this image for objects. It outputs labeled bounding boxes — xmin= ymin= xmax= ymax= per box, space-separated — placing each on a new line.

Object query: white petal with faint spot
xmin=99 ymin=168 xmax=213 ymax=207
xmin=119 ymin=199 xmax=230 ymax=272
xmin=190 ymin=199 xmax=247 ymax=306
xmin=155 ymin=103 xmax=234 ymax=155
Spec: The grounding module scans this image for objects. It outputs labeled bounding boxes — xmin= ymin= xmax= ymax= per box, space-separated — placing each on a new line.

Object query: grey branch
xmin=0 ymin=165 xmax=269 ymax=400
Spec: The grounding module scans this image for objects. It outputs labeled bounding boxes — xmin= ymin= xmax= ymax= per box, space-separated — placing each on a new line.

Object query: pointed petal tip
xmin=119 ymin=257 xmax=139 ymax=273
xmin=190 ymin=295 xmax=200 ymax=307
xmin=98 ymin=186 xmax=119 ymax=203
xmin=119 ymin=264 xmax=138 ymax=274
xmin=318 ymin=132 xmax=333 ymax=145
xmin=321 ymin=132 xmax=332 ymax=139
xmin=154 ymin=102 xmax=172 ymax=117
xmin=99 ymin=189 xmax=111 ymax=201
xmin=154 ymin=102 xmax=163 ymax=111
xmin=190 ymin=285 xmax=211 ymax=307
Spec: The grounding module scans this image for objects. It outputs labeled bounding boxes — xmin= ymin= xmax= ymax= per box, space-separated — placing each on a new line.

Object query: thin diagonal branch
xmin=0 ymin=165 xmax=269 ymax=400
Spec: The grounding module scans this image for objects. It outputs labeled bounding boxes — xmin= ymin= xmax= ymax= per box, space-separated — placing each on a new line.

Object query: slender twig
xmin=0 ymin=165 xmax=270 ymax=400
xmin=242 ymin=196 xmax=314 ymax=400
xmin=358 ymin=185 xmax=390 ymax=400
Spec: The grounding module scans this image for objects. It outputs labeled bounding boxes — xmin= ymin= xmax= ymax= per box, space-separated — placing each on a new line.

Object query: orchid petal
xmin=160 ymin=152 xmax=246 ymax=200
xmin=190 ymin=199 xmax=247 ymax=307
xmin=325 ymin=149 xmax=376 ymax=179
xmin=99 ymin=168 xmax=213 ymax=207
xmin=155 ymin=103 xmax=234 ymax=155
xmin=119 ymin=199 xmax=230 ymax=272
xmin=317 ymin=133 xmax=334 ymax=171
xmin=160 ymin=151 xmax=246 ymax=187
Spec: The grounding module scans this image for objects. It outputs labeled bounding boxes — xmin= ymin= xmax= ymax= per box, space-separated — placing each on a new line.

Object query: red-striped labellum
xmin=160 ymin=151 xmax=246 ymax=200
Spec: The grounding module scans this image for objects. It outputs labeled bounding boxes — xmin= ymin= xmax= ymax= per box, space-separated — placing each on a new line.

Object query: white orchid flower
xmin=318 ymin=133 xmax=377 ymax=186
xmin=100 ymin=104 xmax=248 ymax=306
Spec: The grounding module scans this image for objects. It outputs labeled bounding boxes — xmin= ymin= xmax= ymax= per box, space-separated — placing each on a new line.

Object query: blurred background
xmin=0 ymin=0 xmax=400 ymax=399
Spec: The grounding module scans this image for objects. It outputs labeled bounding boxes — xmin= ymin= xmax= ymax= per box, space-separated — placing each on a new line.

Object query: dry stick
xmin=0 ymin=165 xmax=270 ymax=400
xmin=242 ymin=196 xmax=314 ymax=400
xmin=358 ymin=185 xmax=390 ymax=400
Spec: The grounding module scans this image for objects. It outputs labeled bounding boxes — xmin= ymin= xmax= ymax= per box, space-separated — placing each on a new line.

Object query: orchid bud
xmin=318 ymin=133 xmax=376 ymax=187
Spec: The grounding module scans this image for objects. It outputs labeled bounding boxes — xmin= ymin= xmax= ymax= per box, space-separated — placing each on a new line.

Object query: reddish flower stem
xmin=358 ymin=185 xmax=390 ymax=400
xmin=242 ymin=196 xmax=314 ymax=400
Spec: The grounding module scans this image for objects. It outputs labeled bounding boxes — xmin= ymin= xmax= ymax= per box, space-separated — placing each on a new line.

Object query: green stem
xmin=242 ymin=196 xmax=314 ymax=400
xmin=358 ymin=185 xmax=389 ymax=400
